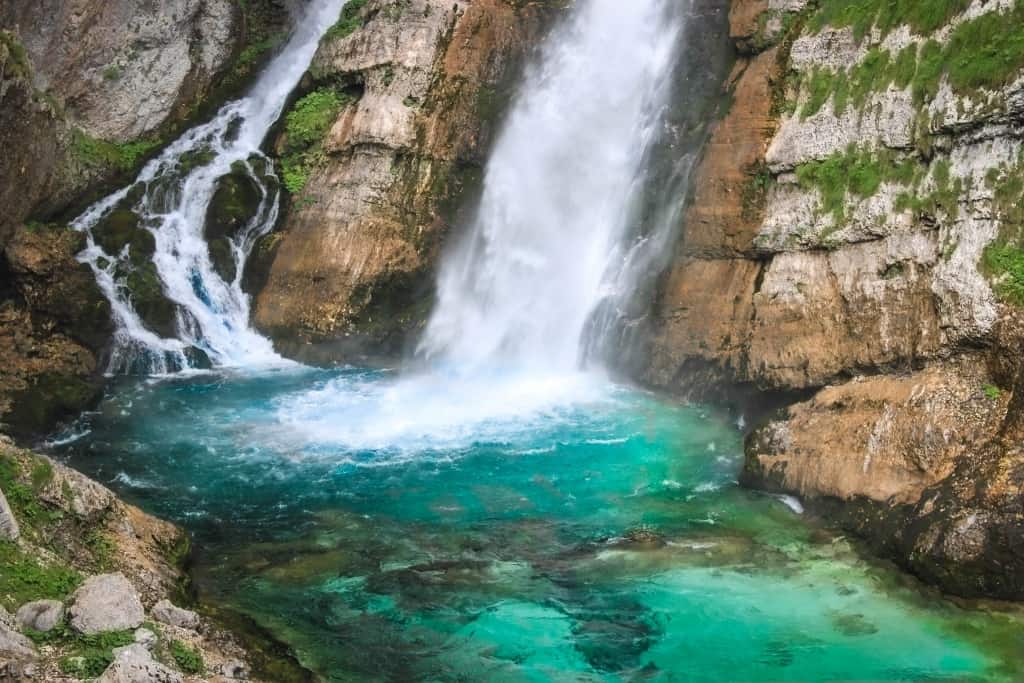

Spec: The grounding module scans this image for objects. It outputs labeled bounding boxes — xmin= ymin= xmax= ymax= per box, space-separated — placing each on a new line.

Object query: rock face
xmin=253 ymin=0 xmax=563 ymax=363
xmin=0 ymin=487 xmax=19 ymax=540
xmin=151 ymin=599 xmax=200 ymax=630
xmin=15 ymin=599 xmax=64 ymax=632
xmin=98 ymin=643 xmax=183 ymax=683
xmin=646 ymin=0 xmax=1024 ymax=598
xmin=70 ymin=573 xmax=146 ymax=634
xmin=0 ymin=0 xmax=292 ymax=435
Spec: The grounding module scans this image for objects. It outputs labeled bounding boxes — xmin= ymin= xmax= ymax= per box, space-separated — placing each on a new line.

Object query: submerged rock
xmin=70 ymin=573 xmax=145 ymax=634
xmin=15 ymin=599 xmax=64 ymax=632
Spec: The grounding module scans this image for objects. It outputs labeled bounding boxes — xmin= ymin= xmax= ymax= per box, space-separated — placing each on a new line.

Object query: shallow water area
xmin=48 ymin=367 xmax=1024 ymax=682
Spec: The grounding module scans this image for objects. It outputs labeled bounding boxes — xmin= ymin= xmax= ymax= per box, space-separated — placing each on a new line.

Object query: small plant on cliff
xmin=983 ymin=384 xmax=1003 ymax=400
xmin=0 ymin=541 xmax=81 ymax=611
xmin=982 ymin=242 xmax=1024 ymax=305
xmin=71 ymin=129 xmax=161 ymax=172
xmin=279 ymin=88 xmax=353 ymax=194
xmin=324 ymin=0 xmax=370 ymax=41
xmin=169 ymin=639 xmax=205 ymax=674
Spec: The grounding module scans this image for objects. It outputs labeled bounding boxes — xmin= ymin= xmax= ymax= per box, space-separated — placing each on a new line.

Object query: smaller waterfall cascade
xmin=73 ymin=0 xmax=346 ymax=375
xmin=417 ymin=0 xmax=688 ymax=377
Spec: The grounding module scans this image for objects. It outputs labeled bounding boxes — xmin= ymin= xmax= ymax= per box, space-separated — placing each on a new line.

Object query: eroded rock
xmin=15 ymin=599 xmax=64 ymax=633
xmin=98 ymin=643 xmax=182 ymax=683
xmin=0 ymin=487 xmax=19 ymax=540
xmin=151 ymin=599 xmax=200 ymax=630
xmin=70 ymin=573 xmax=145 ymax=634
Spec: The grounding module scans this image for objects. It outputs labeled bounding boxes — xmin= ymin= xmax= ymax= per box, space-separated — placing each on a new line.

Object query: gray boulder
xmin=69 ymin=573 xmax=145 ymax=634
xmin=98 ymin=643 xmax=182 ymax=683
xmin=15 ymin=599 xmax=64 ymax=632
xmin=0 ymin=487 xmax=19 ymax=540
xmin=151 ymin=599 xmax=200 ymax=630
xmin=0 ymin=620 xmax=35 ymax=659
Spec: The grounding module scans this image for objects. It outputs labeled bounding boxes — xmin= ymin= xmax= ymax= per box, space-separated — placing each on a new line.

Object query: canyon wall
xmin=647 ymin=0 xmax=1024 ymax=599
xmin=252 ymin=0 xmax=567 ymax=363
xmin=0 ymin=0 xmax=291 ymax=435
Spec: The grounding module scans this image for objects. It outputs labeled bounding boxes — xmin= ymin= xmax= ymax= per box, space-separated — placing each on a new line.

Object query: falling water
xmin=72 ymin=0 xmax=346 ymax=375
xmin=418 ymin=0 xmax=689 ymax=375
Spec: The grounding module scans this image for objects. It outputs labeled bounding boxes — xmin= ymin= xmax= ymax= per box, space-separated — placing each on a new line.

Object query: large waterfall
xmin=72 ymin=0 xmax=346 ymax=374
xmin=418 ymin=0 xmax=688 ymax=376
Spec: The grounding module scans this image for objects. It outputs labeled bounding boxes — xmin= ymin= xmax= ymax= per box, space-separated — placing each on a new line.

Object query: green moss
xmin=279 ymin=88 xmax=354 ymax=195
xmin=85 ymin=528 xmax=117 ymax=571
xmin=810 ymin=0 xmax=971 ymax=40
xmin=0 ymin=30 xmax=32 ymax=81
xmin=123 ymin=262 xmax=178 ymax=338
xmin=169 ymin=639 xmax=205 ymax=674
xmin=30 ymin=459 xmax=54 ymax=493
xmin=795 ymin=145 xmax=919 ymax=223
xmin=71 ymin=129 xmax=161 ymax=173
xmin=982 ymin=242 xmax=1024 ymax=305
xmin=323 ymin=0 xmax=370 ymax=42
xmin=983 ymin=383 xmax=1003 ymax=400
xmin=55 ymin=628 xmax=135 ymax=679
xmin=0 ymin=541 xmax=81 ymax=611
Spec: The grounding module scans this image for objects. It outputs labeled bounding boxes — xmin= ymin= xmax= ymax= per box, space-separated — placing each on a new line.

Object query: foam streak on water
xmin=72 ymin=0 xmax=347 ymax=375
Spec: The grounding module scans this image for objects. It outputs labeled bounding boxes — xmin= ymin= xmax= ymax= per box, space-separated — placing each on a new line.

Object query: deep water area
xmin=46 ymin=367 xmax=1024 ymax=682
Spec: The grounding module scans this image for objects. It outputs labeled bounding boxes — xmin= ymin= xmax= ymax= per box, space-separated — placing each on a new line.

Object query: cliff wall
xmin=647 ymin=0 xmax=1024 ymax=599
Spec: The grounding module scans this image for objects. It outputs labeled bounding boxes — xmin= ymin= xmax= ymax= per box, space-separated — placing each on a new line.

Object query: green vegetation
xmin=983 ymin=383 xmax=1004 ymax=400
xmin=280 ymin=88 xmax=354 ymax=194
xmin=49 ymin=627 xmax=135 ymax=678
xmin=809 ymin=0 xmax=972 ymax=41
xmin=741 ymin=163 xmax=774 ymax=220
xmin=71 ymin=129 xmax=161 ymax=172
xmin=169 ymin=639 xmax=205 ymax=674
xmin=0 ymin=541 xmax=81 ymax=611
xmin=0 ymin=453 xmax=58 ymax=529
xmin=798 ymin=2 xmax=1024 ymax=119
xmin=324 ymin=0 xmax=369 ymax=41
xmin=0 ymin=30 xmax=32 ymax=80
xmin=982 ymin=242 xmax=1024 ymax=305
xmin=795 ymin=145 xmax=917 ymax=222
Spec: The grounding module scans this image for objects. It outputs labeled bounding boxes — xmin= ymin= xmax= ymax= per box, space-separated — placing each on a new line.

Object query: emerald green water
xmin=48 ymin=367 xmax=1024 ymax=681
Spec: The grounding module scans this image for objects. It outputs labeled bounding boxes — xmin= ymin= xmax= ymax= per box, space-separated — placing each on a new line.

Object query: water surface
xmin=48 ymin=368 xmax=1024 ymax=682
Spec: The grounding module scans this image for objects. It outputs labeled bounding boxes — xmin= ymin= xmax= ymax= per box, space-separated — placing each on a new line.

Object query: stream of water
xmin=49 ymin=0 xmax=1024 ymax=680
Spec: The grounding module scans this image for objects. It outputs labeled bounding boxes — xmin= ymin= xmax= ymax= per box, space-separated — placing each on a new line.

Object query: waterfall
xmin=72 ymin=0 xmax=346 ymax=375
xmin=417 ymin=0 xmax=689 ymax=376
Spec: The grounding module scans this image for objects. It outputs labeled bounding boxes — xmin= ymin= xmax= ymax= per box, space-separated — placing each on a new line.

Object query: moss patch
xmin=71 ymin=129 xmax=161 ymax=173
xmin=0 ymin=541 xmax=81 ymax=611
xmin=279 ymin=88 xmax=355 ymax=195
xmin=323 ymin=0 xmax=370 ymax=42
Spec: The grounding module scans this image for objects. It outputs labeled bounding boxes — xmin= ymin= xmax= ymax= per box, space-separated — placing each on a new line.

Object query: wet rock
xmin=123 ymin=261 xmax=178 ymax=339
xmin=15 ymin=599 xmax=64 ymax=632
xmin=151 ymin=599 xmax=200 ymax=630
xmin=98 ymin=643 xmax=182 ymax=683
xmin=92 ymin=209 xmax=155 ymax=265
xmin=70 ymin=573 xmax=145 ymax=634
xmin=0 ymin=488 xmax=19 ymax=540
xmin=182 ymin=346 xmax=213 ymax=370
xmin=204 ymin=168 xmax=262 ymax=242
xmin=207 ymin=237 xmax=237 ymax=283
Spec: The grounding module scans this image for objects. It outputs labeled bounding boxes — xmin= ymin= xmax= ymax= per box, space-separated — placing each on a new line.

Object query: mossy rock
xmin=241 ymin=232 xmax=281 ymax=296
xmin=123 ymin=263 xmax=178 ymax=338
xmin=92 ymin=209 xmax=155 ymax=265
xmin=5 ymin=372 xmax=100 ymax=436
xmin=204 ymin=169 xmax=262 ymax=242
xmin=207 ymin=237 xmax=237 ymax=283
xmin=182 ymin=346 xmax=213 ymax=370
xmin=178 ymin=147 xmax=216 ymax=175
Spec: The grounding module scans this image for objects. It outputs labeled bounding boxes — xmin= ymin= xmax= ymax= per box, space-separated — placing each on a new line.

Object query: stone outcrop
xmin=646 ymin=0 xmax=1024 ymax=599
xmin=253 ymin=0 xmax=564 ymax=363
xmin=152 ymin=599 xmax=201 ymax=631
xmin=70 ymin=573 xmax=147 ymax=634
xmin=0 ymin=487 xmax=18 ymax=540
xmin=98 ymin=643 xmax=184 ymax=683
xmin=15 ymin=599 xmax=65 ymax=632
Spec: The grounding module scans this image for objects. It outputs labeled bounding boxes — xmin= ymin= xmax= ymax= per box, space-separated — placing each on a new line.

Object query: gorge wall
xmin=0 ymin=0 xmax=293 ymax=435
xmin=645 ymin=0 xmax=1024 ymax=600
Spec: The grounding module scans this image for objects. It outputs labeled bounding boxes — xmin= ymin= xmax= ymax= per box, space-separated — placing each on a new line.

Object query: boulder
xmin=98 ymin=643 xmax=182 ymax=683
xmin=151 ymin=599 xmax=200 ymax=630
xmin=69 ymin=573 xmax=145 ymax=634
xmin=134 ymin=626 xmax=158 ymax=649
xmin=0 ymin=620 xmax=35 ymax=659
xmin=15 ymin=599 xmax=64 ymax=632
xmin=0 ymin=487 xmax=19 ymax=540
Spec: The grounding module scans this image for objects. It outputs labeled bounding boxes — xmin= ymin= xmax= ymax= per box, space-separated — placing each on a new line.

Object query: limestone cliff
xmin=0 ymin=0 xmax=293 ymax=435
xmin=647 ymin=0 xmax=1024 ymax=599
xmin=252 ymin=0 xmax=564 ymax=363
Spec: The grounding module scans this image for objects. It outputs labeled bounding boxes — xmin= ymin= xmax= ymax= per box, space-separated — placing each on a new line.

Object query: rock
xmin=219 ymin=660 xmax=250 ymax=679
xmin=0 ymin=487 xmax=19 ymax=540
xmin=98 ymin=643 xmax=182 ymax=683
xmin=15 ymin=599 xmax=64 ymax=632
xmin=0 ymin=619 xmax=35 ymax=659
xmin=151 ymin=599 xmax=199 ymax=630
xmin=69 ymin=573 xmax=145 ymax=634
xmin=37 ymin=455 xmax=116 ymax=518
xmin=134 ymin=627 xmax=158 ymax=649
